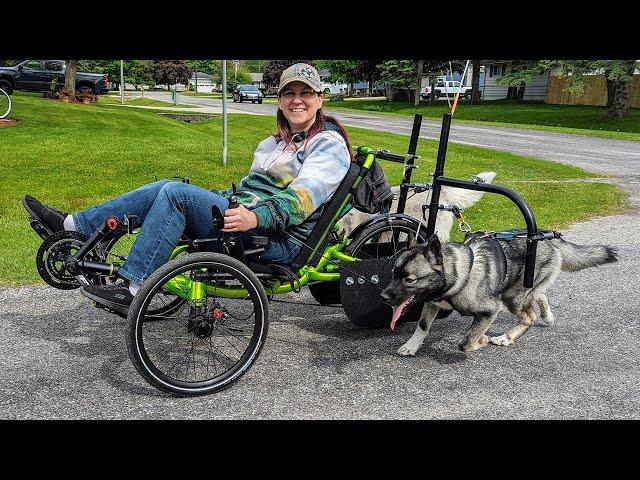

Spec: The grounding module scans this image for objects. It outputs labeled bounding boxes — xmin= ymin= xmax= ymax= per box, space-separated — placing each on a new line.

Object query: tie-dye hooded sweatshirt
xmin=217 ymin=129 xmax=351 ymax=242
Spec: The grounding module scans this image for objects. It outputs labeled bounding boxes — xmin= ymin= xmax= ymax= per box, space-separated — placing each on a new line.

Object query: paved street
xmin=1 ymin=95 xmax=638 ymax=419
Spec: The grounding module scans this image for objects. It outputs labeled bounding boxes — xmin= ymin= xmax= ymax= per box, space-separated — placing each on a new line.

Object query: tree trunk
xmin=604 ymin=69 xmax=616 ymax=107
xmin=607 ymin=60 xmax=636 ymax=118
xmin=608 ymin=79 xmax=630 ymax=118
xmin=471 ymin=60 xmax=481 ymax=104
xmin=516 ymin=84 xmax=526 ymax=102
xmin=64 ymin=60 xmax=78 ymax=102
xmin=415 ymin=60 xmax=424 ymax=107
xmin=506 ymin=86 xmax=517 ymax=100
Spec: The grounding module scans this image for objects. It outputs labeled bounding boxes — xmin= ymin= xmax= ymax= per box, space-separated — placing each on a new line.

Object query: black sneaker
xmin=81 ymin=282 xmax=134 ymax=313
xmin=22 ymin=194 xmax=67 ymax=237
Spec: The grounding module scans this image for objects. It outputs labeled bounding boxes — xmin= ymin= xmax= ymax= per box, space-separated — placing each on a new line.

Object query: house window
xmin=490 ymin=64 xmax=505 ymax=77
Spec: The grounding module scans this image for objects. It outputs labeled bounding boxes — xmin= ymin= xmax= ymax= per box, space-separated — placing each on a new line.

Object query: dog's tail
xmin=441 ymin=171 xmax=496 ymax=209
xmin=555 ymin=238 xmax=618 ymax=272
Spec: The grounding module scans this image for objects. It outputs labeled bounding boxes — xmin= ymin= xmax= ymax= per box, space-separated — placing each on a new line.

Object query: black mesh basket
xmin=339 ymin=258 xmax=423 ymax=328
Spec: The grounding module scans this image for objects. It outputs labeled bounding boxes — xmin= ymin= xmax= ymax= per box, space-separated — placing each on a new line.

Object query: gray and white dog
xmin=381 ymin=233 xmax=618 ymax=355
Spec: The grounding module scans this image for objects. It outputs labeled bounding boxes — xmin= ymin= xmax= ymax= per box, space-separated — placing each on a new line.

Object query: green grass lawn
xmin=0 ymin=92 xmax=626 ymax=285
xmin=322 ymin=99 xmax=640 ymax=141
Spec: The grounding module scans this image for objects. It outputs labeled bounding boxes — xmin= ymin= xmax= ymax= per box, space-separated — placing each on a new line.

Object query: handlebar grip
xmin=375 ymin=150 xmax=407 ymax=163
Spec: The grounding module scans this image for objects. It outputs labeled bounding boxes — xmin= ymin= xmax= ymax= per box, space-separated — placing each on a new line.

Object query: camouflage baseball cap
xmin=277 ymin=63 xmax=323 ymax=95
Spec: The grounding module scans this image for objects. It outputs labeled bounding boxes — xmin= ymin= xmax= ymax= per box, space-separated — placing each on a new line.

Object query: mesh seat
xmin=289 ymin=162 xmax=362 ymax=271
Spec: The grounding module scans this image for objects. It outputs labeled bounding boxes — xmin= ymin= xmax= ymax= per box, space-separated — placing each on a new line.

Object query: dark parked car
xmin=233 ymin=84 xmax=263 ymax=104
xmin=0 ymin=60 xmax=109 ymax=95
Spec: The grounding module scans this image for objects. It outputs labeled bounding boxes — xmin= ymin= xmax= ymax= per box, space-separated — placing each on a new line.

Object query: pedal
xmin=29 ymin=218 xmax=51 ymax=240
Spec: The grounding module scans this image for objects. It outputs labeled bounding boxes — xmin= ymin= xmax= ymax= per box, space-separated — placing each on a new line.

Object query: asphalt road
xmin=1 ymin=94 xmax=638 ymax=419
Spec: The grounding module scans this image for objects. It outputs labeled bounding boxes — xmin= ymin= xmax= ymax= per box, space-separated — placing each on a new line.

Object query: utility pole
xmin=234 ymin=60 xmax=239 ymax=80
xmin=120 ymin=60 xmax=124 ymax=104
xmin=222 ymin=60 xmax=228 ymax=166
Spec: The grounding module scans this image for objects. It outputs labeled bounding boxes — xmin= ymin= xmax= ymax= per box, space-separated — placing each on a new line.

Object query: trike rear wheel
xmin=127 ymin=252 xmax=269 ymax=396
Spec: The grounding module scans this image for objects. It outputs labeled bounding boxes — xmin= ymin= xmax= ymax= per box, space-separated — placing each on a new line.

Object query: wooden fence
xmin=546 ymin=75 xmax=640 ymax=108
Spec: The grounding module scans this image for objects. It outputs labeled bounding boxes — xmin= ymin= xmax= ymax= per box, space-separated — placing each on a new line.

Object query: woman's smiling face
xmin=278 ymin=81 xmax=324 ymax=133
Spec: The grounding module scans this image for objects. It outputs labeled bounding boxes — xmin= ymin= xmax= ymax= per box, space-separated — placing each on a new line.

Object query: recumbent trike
xmin=30 ymin=113 xmax=553 ymax=396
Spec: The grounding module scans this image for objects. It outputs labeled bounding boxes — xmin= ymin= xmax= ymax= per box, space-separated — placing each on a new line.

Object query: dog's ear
xmin=423 ymin=233 xmax=443 ymax=264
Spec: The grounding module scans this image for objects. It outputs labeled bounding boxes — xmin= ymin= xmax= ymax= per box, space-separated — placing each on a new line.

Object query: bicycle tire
xmin=127 ymin=252 xmax=269 ymax=396
xmin=0 ymin=88 xmax=11 ymax=120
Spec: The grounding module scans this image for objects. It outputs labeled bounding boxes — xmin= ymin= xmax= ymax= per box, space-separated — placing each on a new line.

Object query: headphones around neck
xmin=292 ymin=131 xmax=308 ymax=143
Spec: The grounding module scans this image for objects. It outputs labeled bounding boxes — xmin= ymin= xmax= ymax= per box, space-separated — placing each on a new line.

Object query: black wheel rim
xmin=133 ymin=260 xmax=266 ymax=393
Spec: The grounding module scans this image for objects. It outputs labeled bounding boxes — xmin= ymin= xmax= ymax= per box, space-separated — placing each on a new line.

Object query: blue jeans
xmin=72 ymin=180 xmax=301 ymax=284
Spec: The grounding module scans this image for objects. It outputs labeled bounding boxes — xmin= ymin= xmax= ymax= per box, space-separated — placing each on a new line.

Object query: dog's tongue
xmin=390 ymin=297 xmax=412 ymax=330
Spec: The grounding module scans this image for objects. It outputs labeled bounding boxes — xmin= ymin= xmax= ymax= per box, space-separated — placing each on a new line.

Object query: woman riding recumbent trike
xmin=28 ymin=109 xmax=552 ymax=397
xmin=29 ymin=131 xmax=437 ymax=396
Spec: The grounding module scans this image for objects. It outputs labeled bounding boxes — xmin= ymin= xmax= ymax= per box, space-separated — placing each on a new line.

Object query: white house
xmin=249 ymin=73 xmax=266 ymax=90
xmin=190 ymin=72 xmax=216 ymax=93
xmin=479 ymin=61 xmax=549 ymax=101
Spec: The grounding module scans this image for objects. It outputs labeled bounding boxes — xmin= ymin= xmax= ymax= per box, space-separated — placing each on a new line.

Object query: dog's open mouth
xmin=390 ymin=295 xmax=416 ymax=330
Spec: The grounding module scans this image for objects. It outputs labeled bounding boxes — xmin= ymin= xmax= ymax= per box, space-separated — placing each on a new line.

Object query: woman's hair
xmin=275 ymin=103 xmax=355 ymax=161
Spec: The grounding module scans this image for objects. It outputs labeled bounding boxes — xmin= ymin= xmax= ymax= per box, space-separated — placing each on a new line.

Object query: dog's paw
xmin=540 ymin=313 xmax=555 ymax=327
xmin=459 ymin=335 xmax=488 ymax=352
xmin=397 ymin=343 xmax=419 ymax=356
xmin=489 ymin=334 xmax=513 ymax=347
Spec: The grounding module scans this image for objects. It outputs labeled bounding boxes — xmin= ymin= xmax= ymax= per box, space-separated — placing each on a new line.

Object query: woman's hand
xmin=223 ymin=204 xmax=259 ymax=232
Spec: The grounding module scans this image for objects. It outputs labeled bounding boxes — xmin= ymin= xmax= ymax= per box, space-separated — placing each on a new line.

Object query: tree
xmin=64 ymin=60 xmax=78 ymax=101
xmin=414 ymin=60 xmax=424 ymax=106
xmin=152 ymin=60 xmax=193 ymax=91
xmin=378 ymin=60 xmax=418 ymax=101
xmin=186 ymin=60 xmax=216 ymax=76
xmin=354 ymin=60 xmax=382 ymax=95
xmin=225 ymin=69 xmax=253 ymax=93
xmin=129 ymin=60 xmax=154 ymax=90
xmin=242 ymin=60 xmax=269 ymax=73
xmin=470 ymin=59 xmax=483 ymax=104
xmin=316 ymin=60 xmax=360 ymax=95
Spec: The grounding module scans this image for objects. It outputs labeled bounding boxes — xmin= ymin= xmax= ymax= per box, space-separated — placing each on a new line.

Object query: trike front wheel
xmin=127 ymin=252 xmax=269 ymax=396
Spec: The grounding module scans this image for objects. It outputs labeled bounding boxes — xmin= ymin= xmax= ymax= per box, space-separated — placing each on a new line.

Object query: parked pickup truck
xmin=0 ymin=60 xmax=109 ymax=95
xmin=420 ymin=80 xmax=474 ymax=101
